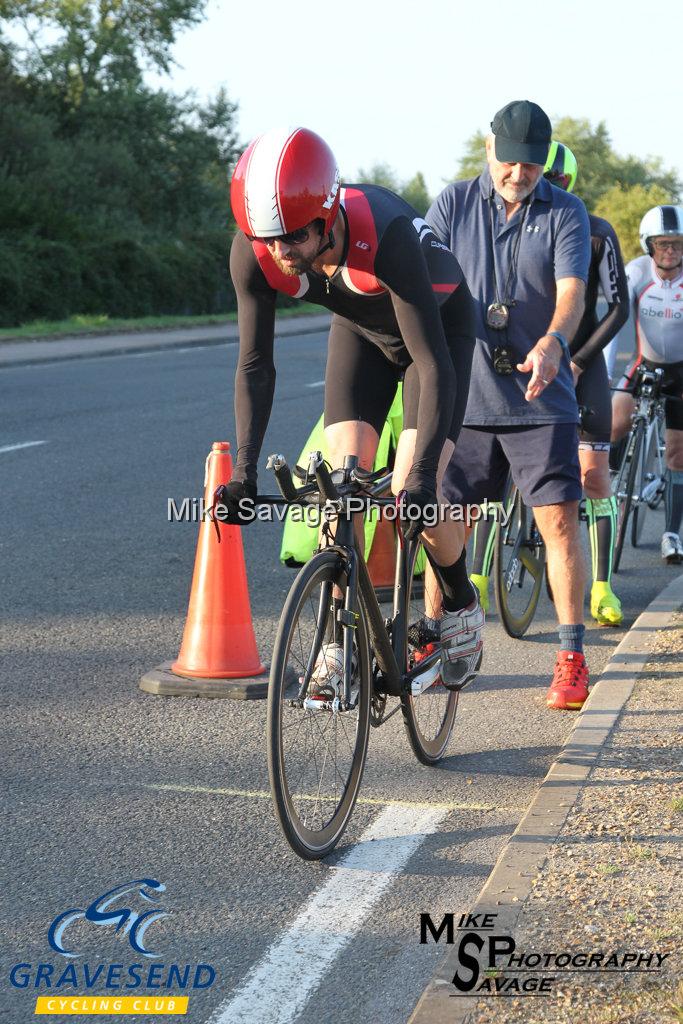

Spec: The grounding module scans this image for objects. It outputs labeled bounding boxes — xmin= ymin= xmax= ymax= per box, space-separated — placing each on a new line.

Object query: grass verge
xmin=0 ymin=303 xmax=323 ymax=342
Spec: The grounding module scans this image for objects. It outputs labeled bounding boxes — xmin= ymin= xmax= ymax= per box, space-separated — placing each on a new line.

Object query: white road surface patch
xmin=0 ymin=440 xmax=47 ymax=454
xmin=208 ymin=803 xmax=447 ymax=1024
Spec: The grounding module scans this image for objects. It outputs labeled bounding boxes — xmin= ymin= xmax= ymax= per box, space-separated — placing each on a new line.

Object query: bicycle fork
xmin=299 ymin=515 xmax=362 ymax=714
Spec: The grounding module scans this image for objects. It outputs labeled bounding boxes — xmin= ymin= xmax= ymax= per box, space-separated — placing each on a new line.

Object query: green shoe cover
xmin=591 ymin=581 xmax=623 ymax=626
xmin=470 ymin=573 xmax=490 ymax=614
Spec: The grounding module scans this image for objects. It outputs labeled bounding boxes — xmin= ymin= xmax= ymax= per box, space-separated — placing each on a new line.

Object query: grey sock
xmin=558 ymin=623 xmax=585 ymax=655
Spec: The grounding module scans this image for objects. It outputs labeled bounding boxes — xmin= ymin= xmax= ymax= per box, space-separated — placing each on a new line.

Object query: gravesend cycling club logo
xmin=9 ymin=878 xmax=217 ymax=1016
xmin=48 ymin=879 xmax=168 ymax=958
xmin=420 ymin=911 xmax=670 ymax=998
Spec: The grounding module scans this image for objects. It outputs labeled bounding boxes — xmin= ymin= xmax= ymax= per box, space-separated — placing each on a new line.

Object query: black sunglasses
xmin=246 ymin=225 xmax=311 ymax=247
xmin=544 ymin=171 xmax=571 ymax=191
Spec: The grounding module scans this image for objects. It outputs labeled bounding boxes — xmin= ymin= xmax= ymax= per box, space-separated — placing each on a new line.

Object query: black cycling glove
xmin=213 ymin=480 xmax=257 ymax=526
xmin=396 ymin=486 xmax=438 ymax=542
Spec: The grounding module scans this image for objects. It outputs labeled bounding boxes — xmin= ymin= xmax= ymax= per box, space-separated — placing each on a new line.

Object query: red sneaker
xmin=546 ymin=651 xmax=589 ymax=710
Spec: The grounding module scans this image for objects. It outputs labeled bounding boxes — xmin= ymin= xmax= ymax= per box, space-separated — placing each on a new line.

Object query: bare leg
xmin=579 ymin=448 xmax=611 ymax=499
xmin=610 ymin=391 xmax=635 ymax=442
xmin=532 ymin=501 xmax=586 ymax=625
xmin=393 ymin=431 xmax=465 ymax=619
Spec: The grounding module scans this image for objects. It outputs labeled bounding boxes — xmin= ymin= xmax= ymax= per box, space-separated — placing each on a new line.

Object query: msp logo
xmin=48 ymin=879 xmax=168 ymax=959
xmin=9 ymin=877 xmax=217 ymax=1016
xmin=419 ymin=911 xmax=670 ymax=998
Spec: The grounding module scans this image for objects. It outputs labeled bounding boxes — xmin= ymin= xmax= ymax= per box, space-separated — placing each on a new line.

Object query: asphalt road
xmin=0 ymin=330 xmax=674 ymax=1024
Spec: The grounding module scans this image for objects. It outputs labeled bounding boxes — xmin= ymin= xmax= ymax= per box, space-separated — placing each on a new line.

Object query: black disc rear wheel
xmin=493 ymin=482 xmax=546 ymax=638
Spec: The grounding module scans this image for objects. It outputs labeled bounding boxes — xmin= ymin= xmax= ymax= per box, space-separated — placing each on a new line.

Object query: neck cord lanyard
xmin=487 ymin=194 xmax=531 ymax=307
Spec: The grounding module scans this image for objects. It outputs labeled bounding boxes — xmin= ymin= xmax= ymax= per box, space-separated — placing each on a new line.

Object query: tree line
xmin=1 ymin=1 xmax=680 ymax=327
xmin=0 ymin=0 xmax=239 ymax=327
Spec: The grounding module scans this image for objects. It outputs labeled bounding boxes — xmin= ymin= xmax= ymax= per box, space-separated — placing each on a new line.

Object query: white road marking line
xmin=144 ymin=782 xmax=497 ymax=813
xmin=209 ymin=804 xmax=448 ymax=1024
xmin=0 ymin=440 xmax=47 ymax=454
xmin=305 ymin=380 xmax=325 ymax=388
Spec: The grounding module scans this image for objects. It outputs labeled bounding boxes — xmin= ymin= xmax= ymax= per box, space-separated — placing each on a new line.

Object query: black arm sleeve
xmin=571 ymin=228 xmax=629 ymax=370
xmin=374 ymin=217 xmax=458 ymax=492
xmin=229 ymin=231 xmax=278 ymax=485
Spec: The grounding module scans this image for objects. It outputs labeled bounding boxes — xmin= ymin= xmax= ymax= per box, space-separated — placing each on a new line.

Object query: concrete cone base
xmin=139 ymin=661 xmax=273 ymax=700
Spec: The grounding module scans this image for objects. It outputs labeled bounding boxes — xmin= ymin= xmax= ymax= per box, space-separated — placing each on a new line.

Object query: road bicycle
xmin=259 ymin=451 xmax=462 ymax=859
xmin=612 ymin=367 xmax=666 ymax=573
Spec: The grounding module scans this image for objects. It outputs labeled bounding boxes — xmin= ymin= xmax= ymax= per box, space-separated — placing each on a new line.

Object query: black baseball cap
xmin=491 ymin=100 xmax=552 ymax=165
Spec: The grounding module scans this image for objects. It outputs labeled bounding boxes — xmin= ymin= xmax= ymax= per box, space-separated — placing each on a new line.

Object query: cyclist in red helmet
xmin=221 ymin=127 xmax=482 ymax=694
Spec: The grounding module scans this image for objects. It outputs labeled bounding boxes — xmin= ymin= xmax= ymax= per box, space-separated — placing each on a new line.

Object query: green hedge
xmin=0 ymin=232 xmax=235 ymax=326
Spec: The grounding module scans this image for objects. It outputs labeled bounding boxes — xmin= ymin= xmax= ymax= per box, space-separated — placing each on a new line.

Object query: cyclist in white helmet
xmin=605 ymin=205 xmax=683 ymax=563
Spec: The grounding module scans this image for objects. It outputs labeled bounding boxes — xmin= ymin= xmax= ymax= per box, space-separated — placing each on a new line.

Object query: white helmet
xmin=639 ymin=205 xmax=683 ymax=254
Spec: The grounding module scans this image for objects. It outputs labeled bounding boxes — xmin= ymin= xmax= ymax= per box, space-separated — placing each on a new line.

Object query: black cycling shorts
xmin=576 ymin=354 xmax=611 ymax=444
xmin=620 ymin=357 xmax=683 ymax=431
xmin=323 ymin=313 xmax=473 ymax=444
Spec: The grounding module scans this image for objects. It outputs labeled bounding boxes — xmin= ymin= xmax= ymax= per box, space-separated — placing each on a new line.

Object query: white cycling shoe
xmin=305 ymin=642 xmax=358 ymax=703
xmin=661 ymin=532 xmax=683 ymax=564
xmin=440 ymin=597 xmax=485 ymax=690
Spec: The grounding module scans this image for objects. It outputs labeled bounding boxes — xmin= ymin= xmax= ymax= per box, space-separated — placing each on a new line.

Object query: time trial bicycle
xmin=260 ymin=451 xmax=463 ymax=859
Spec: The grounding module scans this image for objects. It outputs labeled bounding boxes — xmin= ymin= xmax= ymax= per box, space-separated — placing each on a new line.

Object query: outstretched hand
xmin=517 ymin=335 xmax=562 ymax=402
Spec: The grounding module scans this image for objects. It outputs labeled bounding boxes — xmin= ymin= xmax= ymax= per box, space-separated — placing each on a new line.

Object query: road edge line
xmin=408 ymin=571 xmax=683 ymax=1024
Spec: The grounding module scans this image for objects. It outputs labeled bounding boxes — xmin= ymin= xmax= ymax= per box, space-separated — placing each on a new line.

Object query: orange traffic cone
xmin=139 ymin=442 xmax=268 ymax=699
xmin=367 ymin=513 xmax=397 ymax=602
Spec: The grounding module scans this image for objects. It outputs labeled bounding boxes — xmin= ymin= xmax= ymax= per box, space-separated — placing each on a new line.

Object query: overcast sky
xmin=148 ymin=0 xmax=680 ymax=197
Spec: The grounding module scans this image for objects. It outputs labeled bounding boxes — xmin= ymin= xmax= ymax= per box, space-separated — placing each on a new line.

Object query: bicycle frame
xmin=616 ymin=369 xmax=665 ymax=510
xmin=262 ymin=451 xmax=442 ymax=703
xmin=640 ymin=407 xmax=666 ymax=506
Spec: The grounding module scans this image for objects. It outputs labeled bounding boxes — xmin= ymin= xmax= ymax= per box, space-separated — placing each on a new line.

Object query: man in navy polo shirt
xmin=427 ymin=100 xmax=591 ymax=710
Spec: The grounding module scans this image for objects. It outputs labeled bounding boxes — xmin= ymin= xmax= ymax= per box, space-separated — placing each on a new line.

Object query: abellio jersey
xmin=606 ymin=255 xmax=683 ymax=379
xmin=229 ymin=183 xmax=473 ymax=486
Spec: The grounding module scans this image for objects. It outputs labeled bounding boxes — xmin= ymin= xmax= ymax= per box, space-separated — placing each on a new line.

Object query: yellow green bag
xmin=280 ymin=385 xmax=405 ymax=566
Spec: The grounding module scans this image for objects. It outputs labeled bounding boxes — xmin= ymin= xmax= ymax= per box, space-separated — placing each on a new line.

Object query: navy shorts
xmin=443 ymin=423 xmax=582 ymax=508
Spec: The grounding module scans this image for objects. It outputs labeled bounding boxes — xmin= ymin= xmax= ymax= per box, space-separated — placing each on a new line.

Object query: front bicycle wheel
xmin=400 ymin=541 xmax=458 ymax=765
xmin=267 ymin=550 xmax=371 ymax=860
xmin=493 ymin=483 xmax=546 ymax=638
xmin=613 ymin=421 xmax=644 ymax=573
